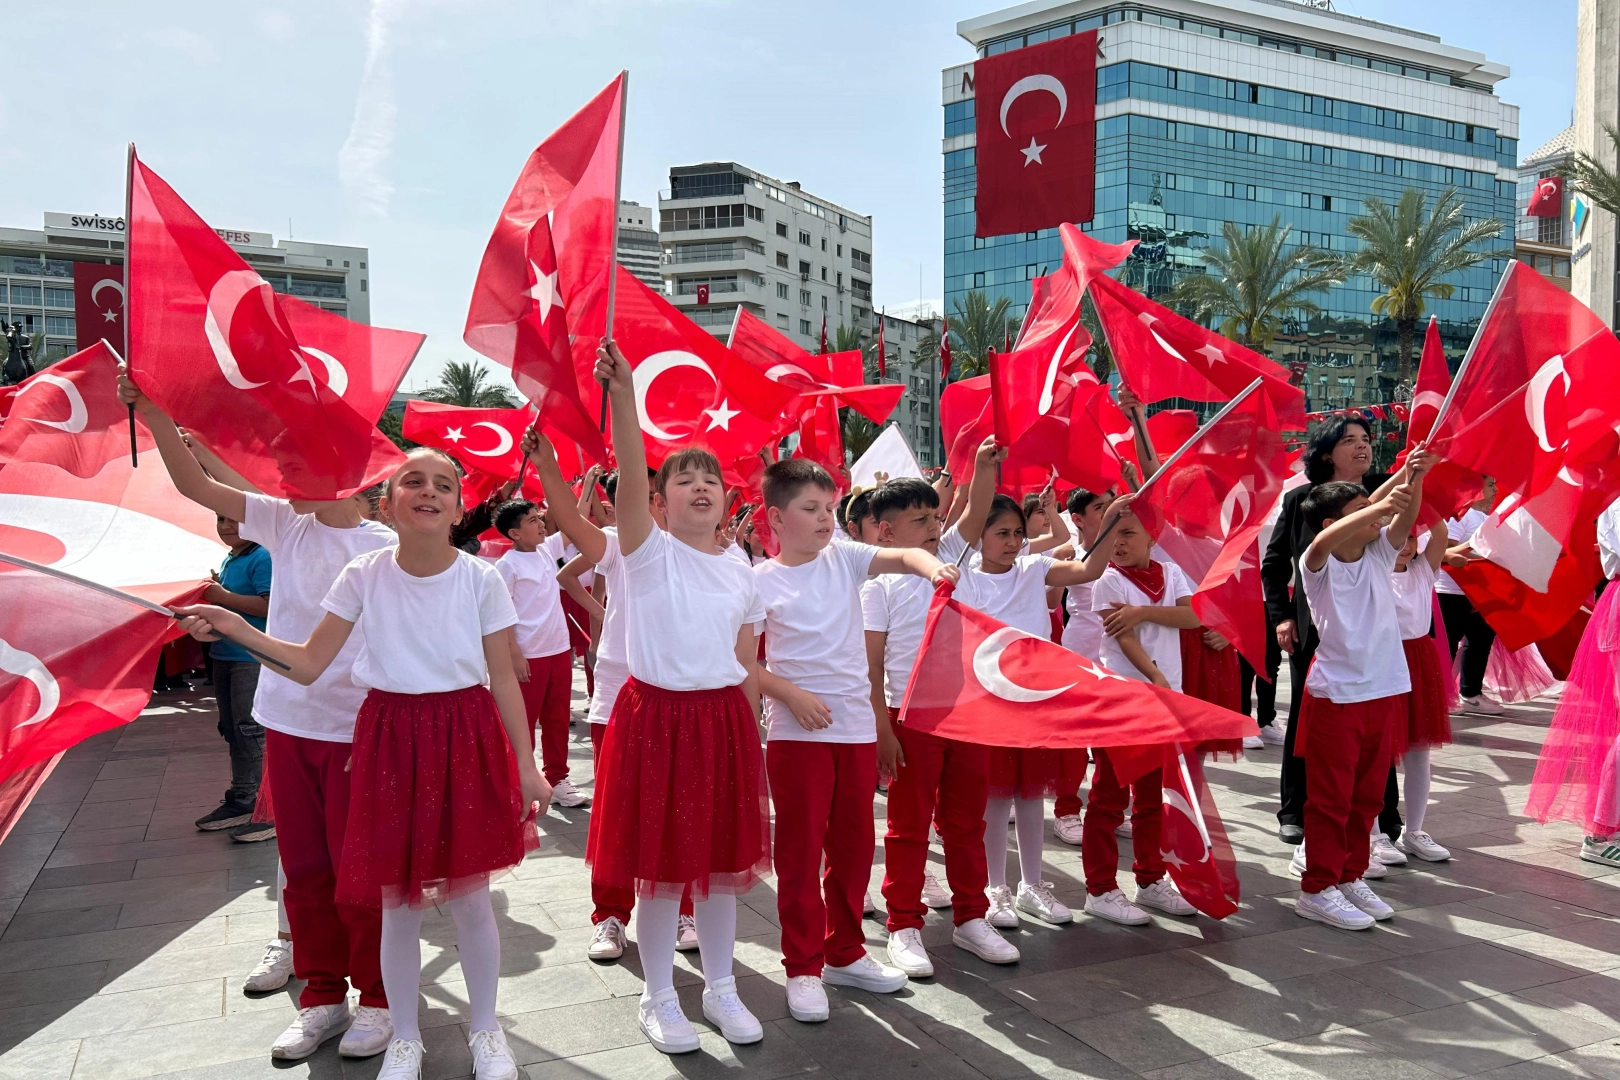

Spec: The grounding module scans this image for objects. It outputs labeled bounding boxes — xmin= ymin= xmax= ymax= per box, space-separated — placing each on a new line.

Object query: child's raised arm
xmin=117 ymin=371 xmax=247 ymax=522
xmin=867 ymin=546 xmax=960 ymax=587
xmin=1304 ymin=486 xmax=1411 ymax=573
xmin=1385 ymin=452 xmax=1435 ymax=553
xmin=1421 ymin=517 xmax=1449 ymax=573
xmin=522 ymin=427 xmax=607 ymax=564
xmin=955 ymin=437 xmax=1004 ymax=549
xmin=595 ymin=342 xmax=653 ymax=555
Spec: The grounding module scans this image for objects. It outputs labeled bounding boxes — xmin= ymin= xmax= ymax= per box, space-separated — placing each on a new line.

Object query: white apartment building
xmin=658 ymin=163 xmax=874 ymax=350
xmin=875 ymin=309 xmax=945 ymax=468
xmin=616 ymin=201 xmax=663 ymax=290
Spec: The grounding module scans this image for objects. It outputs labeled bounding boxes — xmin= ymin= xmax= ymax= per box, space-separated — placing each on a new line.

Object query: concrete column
xmin=1572 ymin=0 xmax=1620 ymax=326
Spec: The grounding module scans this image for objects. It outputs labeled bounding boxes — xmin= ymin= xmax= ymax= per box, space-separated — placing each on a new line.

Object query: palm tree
xmin=1562 ymin=124 xmax=1620 ymax=217
xmin=377 ymin=408 xmax=413 ymax=450
xmin=1341 ymin=187 xmax=1503 ymax=383
xmin=1166 ymin=216 xmax=1341 ymax=355
xmin=420 ymin=359 xmax=520 ymax=409
xmin=1079 ymin=294 xmax=1113 ymax=382
xmin=946 ymin=291 xmax=1012 ymax=379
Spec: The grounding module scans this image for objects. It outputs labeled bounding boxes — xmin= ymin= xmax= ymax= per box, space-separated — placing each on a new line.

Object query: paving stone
xmin=1351 ymin=994 xmax=1620 ymax=1078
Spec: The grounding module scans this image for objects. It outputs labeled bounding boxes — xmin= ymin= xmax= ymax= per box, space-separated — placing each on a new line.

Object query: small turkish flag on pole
xmin=1526 ymin=175 xmax=1562 ymax=218
xmin=973 ymin=31 xmax=1099 ymax=237
xmin=696 ymin=284 xmax=709 ymax=305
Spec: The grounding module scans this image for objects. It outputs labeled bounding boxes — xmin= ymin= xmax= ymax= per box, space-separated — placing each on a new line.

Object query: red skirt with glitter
xmin=336 ymin=685 xmax=539 ymax=909
xmin=987 ymin=747 xmax=1064 ymax=800
xmin=1180 ymin=629 xmax=1242 ymax=712
xmin=587 ymin=678 xmax=770 ymax=900
xmin=1398 ymin=636 xmax=1453 ymax=754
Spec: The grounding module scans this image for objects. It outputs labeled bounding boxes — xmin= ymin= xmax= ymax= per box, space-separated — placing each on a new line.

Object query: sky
xmin=0 ymin=1 xmax=1576 ymax=393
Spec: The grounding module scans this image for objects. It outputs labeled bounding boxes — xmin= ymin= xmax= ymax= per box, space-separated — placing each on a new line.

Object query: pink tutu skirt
xmin=1399 ymin=637 xmax=1453 ymax=753
xmin=988 ymin=746 xmax=1064 ymax=800
xmin=337 ymin=686 xmax=539 ymax=909
xmin=1527 ymin=586 xmax=1620 ymax=835
xmin=587 ymin=679 xmax=770 ymax=900
xmin=1486 ymin=640 xmax=1562 ymax=704
xmin=1180 ymin=629 xmax=1241 ymax=712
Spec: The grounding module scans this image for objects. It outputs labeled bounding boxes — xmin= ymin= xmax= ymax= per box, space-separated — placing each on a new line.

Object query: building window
xmin=660 ymin=203 xmax=746 ymax=231
xmin=821 ymin=238 xmax=827 ymax=251
xmin=820 ymin=266 xmax=827 ymax=281
xmin=746 ymin=205 xmax=764 ymax=221
xmin=776 ymin=222 xmax=788 ymax=237
xmin=799 ymin=260 xmax=811 ymax=277
xmin=800 ymin=319 xmax=812 ymax=335
xmin=9 ymin=284 xmax=41 ymax=305
xmin=799 ymin=230 xmax=811 ymax=245
xmin=360 ymin=262 xmax=366 ymax=269
xmin=45 ymin=315 xmax=74 ymax=337
xmin=776 ymin=282 xmax=790 ymax=299
xmin=836 ymin=272 xmax=843 ymax=287
xmin=851 ymin=278 xmax=872 ymax=301
xmin=361 ymin=280 xmax=367 ymax=291
xmin=43 ymin=287 xmax=73 ymax=308
xmin=821 ymin=296 xmax=829 ymax=311
xmin=777 ymin=251 xmax=790 ymax=268
xmin=777 ymin=313 xmax=790 ymax=328
xmin=836 ymin=244 xmax=843 ymax=257
xmin=851 ymin=248 xmax=871 ymax=272
xmin=800 ymin=289 xmax=812 ymax=305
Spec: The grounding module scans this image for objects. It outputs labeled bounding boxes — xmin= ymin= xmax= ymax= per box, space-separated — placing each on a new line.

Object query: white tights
xmin=634 ymin=893 xmax=737 ymax=1002
xmin=1403 ymin=748 xmax=1432 ymax=834
xmin=276 ymin=861 xmax=289 ymax=935
xmin=380 ymin=886 xmax=501 ymax=1043
xmin=983 ymin=796 xmax=1046 ymax=888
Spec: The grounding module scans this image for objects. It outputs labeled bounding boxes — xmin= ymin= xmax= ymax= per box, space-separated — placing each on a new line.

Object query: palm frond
xmin=420 ymin=359 xmax=520 ymax=409
xmin=1164 ymin=216 xmax=1338 ymax=351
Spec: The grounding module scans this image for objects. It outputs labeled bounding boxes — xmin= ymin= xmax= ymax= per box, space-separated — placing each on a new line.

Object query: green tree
xmin=420 ymin=359 xmax=520 ymax=409
xmin=1166 ymin=216 xmax=1341 ymax=354
xmin=1080 ymin=294 xmax=1113 ymax=382
xmin=1562 ymin=124 xmax=1620 ymax=217
xmin=377 ymin=408 xmax=414 ymax=450
xmin=1341 ymin=186 xmax=1503 ymax=383
xmin=946 ymin=291 xmax=1012 ymax=379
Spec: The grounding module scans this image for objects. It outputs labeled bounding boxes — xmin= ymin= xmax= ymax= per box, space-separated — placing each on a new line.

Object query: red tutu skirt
xmin=988 ymin=747 xmax=1064 ymax=800
xmin=587 ymin=679 xmax=769 ymax=900
xmin=1399 ymin=637 xmax=1453 ymax=753
xmin=1180 ymin=629 xmax=1241 ymax=711
xmin=337 ymin=686 xmax=539 ymax=909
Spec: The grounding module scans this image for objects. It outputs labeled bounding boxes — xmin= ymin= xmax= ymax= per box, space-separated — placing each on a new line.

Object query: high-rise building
xmin=1572 ymin=0 xmax=1618 ymax=326
xmin=944 ymin=0 xmax=1519 ymax=410
xmin=1515 ymin=127 xmax=1574 ymax=292
xmin=875 ymin=310 xmax=945 ymax=468
xmin=658 ymin=163 xmax=874 ymax=350
xmin=616 ymin=201 xmax=664 ymax=290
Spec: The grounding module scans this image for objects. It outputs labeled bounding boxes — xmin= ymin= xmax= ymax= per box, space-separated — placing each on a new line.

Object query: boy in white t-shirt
xmin=1051 ymin=486 xmax=1116 ymax=845
xmin=495 ymin=499 xmax=588 ymax=808
xmin=1294 ymin=458 xmax=1427 ymax=931
xmin=755 ymin=459 xmax=957 ymax=1023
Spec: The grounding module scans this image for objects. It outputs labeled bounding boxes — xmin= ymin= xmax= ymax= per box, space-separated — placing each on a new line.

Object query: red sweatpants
xmin=265 ymin=730 xmax=385 ymax=1008
xmin=1053 ymin=749 xmax=1089 ymax=819
xmin=587 ymin=722 xmax=690 ymax=925
xmin=767 ymin=740 xmax=877 ymax=977
xmin=1300 ymin=691 xmax=1400 ymax=894
xmin=521 ymin=651 xmax=573 ymax=784
xmin=882 ymin=720 xmax=989 ymax=931
xmin=1081 ymin=750 xmax=1165 ymax=896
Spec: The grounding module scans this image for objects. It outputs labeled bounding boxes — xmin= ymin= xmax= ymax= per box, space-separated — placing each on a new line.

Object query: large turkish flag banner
xmin=973 ymin=31 xmax=1098 ymax=237
xmin=72 ymin=263 xmax=125 ymax=353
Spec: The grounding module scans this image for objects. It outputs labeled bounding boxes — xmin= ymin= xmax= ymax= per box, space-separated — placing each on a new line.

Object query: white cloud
xmin=255 ymin=10 xmax=296 ymax=41
xmin=144 ymin=27 xmax=216 ymax=64
xmin=338 ymin=0 xmax=406 ymax=217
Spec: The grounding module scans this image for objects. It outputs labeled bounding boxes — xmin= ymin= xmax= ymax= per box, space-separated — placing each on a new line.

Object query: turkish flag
xmin=1158 ymin=747 xmax=1241 ymax=919
xmin=1020 ymin=224 xmax=1136 ymax=355
xmin=72 ymin=263 xmax=125 ymax=353
xmin=728 ymin=308 xmax=901 ymax=426
xmin=1066 ymin=383 xmax=1138 ymax=496
xmin=1399 ymin=316 xmax=1482 ymax=523
xmin=276 ymin=297 xmax=424 ymax=426
xmin=0 ymin=341 xmax=155 ymax=478
xmin=1088 ymin=273 xmax=1306 ymax=429
xmin=403 ymin=401 xmax=534 ymax=481
xmin=464 ymin=74 xmax=623 ymax=466
xmin=973 ymin=31 xmax=1099 ymax=236
xmin=1145 ymin=409 xmax=1199 ymax=459
xmin=1527 ymin=175 xmax=1563 ymax=218
xmin=794 ymin=395 xmax=846 ymax=482
xmin=127 ymin=154 xmax=404 ymax=500
xmin=1449 ymin=549 xmax=1601 ymax=653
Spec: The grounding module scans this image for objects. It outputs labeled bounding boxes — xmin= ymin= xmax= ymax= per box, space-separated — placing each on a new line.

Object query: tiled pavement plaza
xmin=4 ymin=669 xmax=1620 ymax=1080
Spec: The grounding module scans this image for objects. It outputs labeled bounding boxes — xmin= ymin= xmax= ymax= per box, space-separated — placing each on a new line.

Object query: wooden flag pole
xmin=124 ymin=142 xmax=138 ymax=467
xmin=600 ymin=69 xmax=629 ymax=433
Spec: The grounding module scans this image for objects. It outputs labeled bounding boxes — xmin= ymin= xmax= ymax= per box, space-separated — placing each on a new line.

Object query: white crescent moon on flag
xmin=203 ymin=270 xmax=274 ymax=390
xmin=1411 ymin=390 xmax=1445 ymax=415
xmin=21 ymin=375 xmax=88 ymax=433
xmin=1165 ymin=753 xmax=1213 ymax=857
xmin=1219 ymin=482 xmax=1252 ymax=536
xmin=999 ymin=74 xmax=1068 ymax=136
xmin=1525 ymin=354 xmax=1569 ymax=453
xmin=1138 ymin=313 xmax=1190 ymax=365
xmin=0 ymin=636 xmax=59 ymax=728
xmin=1538 ymin=179 xmax=1559 ymax=198
xmin=633 ymin=350 xmax=717 ymax=442
xmin=972 ymin=626 xmax=1076 ymax=703
xmin=0 ymin=493 xmax=226 ymax=590
xmin=289 ymin=347 xmax=350 ymax=398
xmin=1038 ymin=322 xmax=1080 ymax=416
xmin=90 ymin=278 xmax=126 ymax=305
xmin=463 ymin=421 xmax=515 ymax=458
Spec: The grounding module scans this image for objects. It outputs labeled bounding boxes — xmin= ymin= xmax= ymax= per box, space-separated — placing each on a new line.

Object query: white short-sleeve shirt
xmin=1436 ymin=507 xmax=1487 ymax=596
xmin=860 ymin=527 xmax=968 ymax=708
xmin=1391 ymin=553 xmax=1438 ymax=640
xmin=955 ymin=554 xmax=1056 ymax=638
xmin=239 ymin=493 xmax=396 ymax=742
xmin=1061 ymin=581 xmax=1104 ymax=661
xmin=1597 ymin=500 xmax=1620 ymax=581
xmin=1300 ymin=529 xmax=1411 ymax=703
xmin=496 ymin=548 xmax=570 ymax=659
xmin=756 ymin=539 xmax=879 ymax=743
xmin=586 ymin=527 xmax=630 ymax=725
xmin=621 ymin=527 xmax=765 ymax=691
xmin=322 ymin=549 xmax=519 ymax=695
xmin=1091 ymin=563 xmax=1195 ymax=692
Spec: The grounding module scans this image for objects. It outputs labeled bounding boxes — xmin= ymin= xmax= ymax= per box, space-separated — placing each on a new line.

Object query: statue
xmin=1 ymin=321 xmax=34 ymax=386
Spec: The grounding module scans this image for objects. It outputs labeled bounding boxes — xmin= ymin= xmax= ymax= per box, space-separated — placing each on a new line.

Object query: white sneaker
xmin=1460 ymin=694 xmax=1505 ymax=715
xmin=1015 ymin=880 xmax=1073 ymax=924
xmin=702 ymin=976 xmax=763 ymax=1043
xmin=951 ymin=918 xmax=1020 ymax=963
xmin=863 ymin=890 xmax=877 ymax=915
xmin=1054 ymin=814 xmax=1084 ymax=846
xmin=1288 ymin=842 xmax=1307 ymax=879
xmin=1401 ymin=830 xmax=1452 ymax=862
xmin=1296 ymin=886 xmax=1375 ymax=930
xmin=921 ymin=869 xmax=952 ymax=909
xmin=785 ymin=974 xmax=829 ymax=1022
xmin=1243 ymin=735 xmax=1265 ymax=749
xmin=375 ymin=1038 xmax=425 ymax=1080
xmin=1116 ymin=817 xmax=1134 ymax=838
xmin=1362 ymin=857 xmax=1387 ymax=880
xmin=1259 ymin=723 xmax=1286 ymax=745
xmin=339 ymin=1005 xmax=393 ymax=1057
xmin=1583 ymin=836 xmax=1620 ymax=867
xmin=1084 ymin=889 xmax=1151 ymax=926
xmin=824 ymin=952 xmax=908 ymax=993
xmin=675 ymin=914 xmax=700 ymax=952
xmin=243 ymin=938 xmax=294 ymax=993
xmin=985 ymin=884 xmax=1019 ymax=928
xmin=639 ymin=987 xmax=700 ymax=1054
xmin=587 ymin=917 xmax=626 ymax=961
xmin=1135 ymin=877 xmax=1196 ymax=916
xmin=886 ymin=927 xmax=934 ymax=977
xmin=1370 ymin=832 xmax=1408 ymax=866
xmin=550 ymin=778 xmax=590 ymax=807
xmin=468 ymin=1027 xmax=520 ymax=1080
xmin=1340 ymin=878 xmax=1394 ymax=921
xmin=270 ymin=1002 xmax=351 ymax=1059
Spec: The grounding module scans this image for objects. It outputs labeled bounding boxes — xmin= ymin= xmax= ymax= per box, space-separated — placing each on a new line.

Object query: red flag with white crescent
xmin=1398 ymin=316 xmax=1481 ymax=525
xmin=0 ymin=341 xmax=154 ymax=478
xmin=1158 ymin=746 xmax=1241 ymax=919
xmin=728 ymin=307 xmax=901 ymax=426
xmin=72 ymin=263 xmax=126 ymax=353
xmin=1526 ymin=175 xmax=1562 ymax=218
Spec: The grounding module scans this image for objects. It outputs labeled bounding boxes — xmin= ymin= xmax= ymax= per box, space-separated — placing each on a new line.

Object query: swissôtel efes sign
xmin=43 ymin=212 xmax=272 ymax=249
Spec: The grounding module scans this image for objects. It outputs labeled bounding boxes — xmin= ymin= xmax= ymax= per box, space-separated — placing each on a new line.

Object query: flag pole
xmin=124 ymin=142 xmax=138 ymax=467
xmin=599 ymin=69 xmax=629 ymax=434
xmin=1417 ymin=258 xmax=1515 ymax=452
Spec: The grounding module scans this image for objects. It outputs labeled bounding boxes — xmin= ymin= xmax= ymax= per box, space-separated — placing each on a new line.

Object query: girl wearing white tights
xmin=177 ymin=447 xmax=548 ymax=1080
xmin=1390 ymin=522 xmax=1453 ymax=863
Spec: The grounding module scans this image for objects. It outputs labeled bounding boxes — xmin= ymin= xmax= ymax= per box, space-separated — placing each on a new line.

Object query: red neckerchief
xmin=1112 ymin=559 xmax=1166 ymax=603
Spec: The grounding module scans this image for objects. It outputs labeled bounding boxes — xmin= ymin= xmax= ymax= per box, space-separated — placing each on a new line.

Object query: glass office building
xmin=944 ymin=0 xmax=1519 ymax=410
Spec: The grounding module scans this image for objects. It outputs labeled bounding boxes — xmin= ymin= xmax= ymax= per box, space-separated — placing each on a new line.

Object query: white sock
xmin=635 ymin=895 xmax=681 ymax=1001
xmin=692 ymin=894 xmax=737 ymax=987
xmin=275 ymin=861 xmax=290 ymax=936
xmin=1403 ymin=749 xmax=1432 ymax=834
xmin=448 ymin=886 xmax=501 ymax=1035
xmin=983 ymin=797 xmax=1013 ymax=888
xmin=379 ymin=904 xmax=425 ymax=1042
xmin=1014 ymin=796 xmax=1046 ymax=886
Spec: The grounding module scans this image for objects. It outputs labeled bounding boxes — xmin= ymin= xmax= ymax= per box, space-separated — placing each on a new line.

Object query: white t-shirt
xmin=1061 ymin=581 xmax=1104 ymax=661
xmin=861 ymin=527 xmax=968 ymax=709
xmin=495 ymin=547 xmax=570 ymax=659
xmin=1091 ymin=563 xmax=1195 ymax=692
xmin=1597 ymin=499 xmax=1620 ymax=581
xmin=622 ymin=526 xmax=765 ymax=691
xmin=1390 ymin=553 xmax=1438 ymax=640
xmin=756 ymin=539 xmax=879 ymax=743
xmin=955 ymin=554 xmax=1056 ymax=638
xmin=323 ymin=549 xmax=519 ymax=695
xmin=1300 ymin=529 xmax=1411 ymax=703
xmin=587 ymin=528 xmax=630 ymax=725
xmin=1436 ymin=507 xmax=1487 ymax=595
xmin=239 ymin=494 xmax=396 ymax=743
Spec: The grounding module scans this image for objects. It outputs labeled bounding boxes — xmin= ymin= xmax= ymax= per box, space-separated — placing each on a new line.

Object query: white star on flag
xmin=527 ymin=261 xmax=561 ymax=324
xmin=1161 ymin=848 xmax=1188 ymax=869
xmin=444 ymin=426 xmax=465 ymax=443
xmin=1080 ymin=659 xmax=1126 ymax=682
xmin=703 ymin=399 xmax=741 ymax=431
xmin=102 ymin=309 xmax=118 ymax=323
xmin=1197 ymin=344 xmax=1227 ymax=366
xmin=1021 ymin=138 xmax=1047 ymax=166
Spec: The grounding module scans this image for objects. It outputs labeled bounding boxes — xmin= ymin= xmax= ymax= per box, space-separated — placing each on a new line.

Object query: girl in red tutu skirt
xmin=177 ymin=447 xmax=547 ymax=1080
xmin=581 ymin=344 xmax=772 ymax=1056
xmin=1390 ymin=520 xmax=1452 ymax=864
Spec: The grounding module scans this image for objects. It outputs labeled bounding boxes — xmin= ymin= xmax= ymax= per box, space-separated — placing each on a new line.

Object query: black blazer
xmin=1260 ymin=473 xmax=1389 ymax=653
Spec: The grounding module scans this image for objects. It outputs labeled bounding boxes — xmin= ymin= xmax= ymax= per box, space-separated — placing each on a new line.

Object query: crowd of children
xmin=120 ymin=339 xmax=1568 ymax=1074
